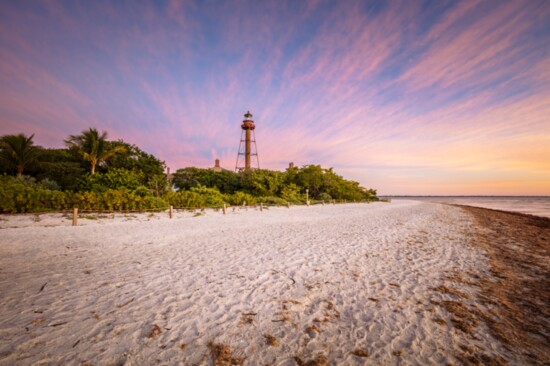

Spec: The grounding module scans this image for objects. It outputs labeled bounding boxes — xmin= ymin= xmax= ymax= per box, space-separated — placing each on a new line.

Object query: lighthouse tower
xmin=235 ymin=111 xmax=260 ymax=171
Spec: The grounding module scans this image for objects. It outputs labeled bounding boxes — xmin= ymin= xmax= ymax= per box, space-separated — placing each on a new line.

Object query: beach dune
xmin=0 ymin=201 xmax=547 ymax=365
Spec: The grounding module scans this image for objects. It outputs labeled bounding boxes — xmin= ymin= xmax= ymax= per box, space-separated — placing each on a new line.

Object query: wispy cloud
xmin=0 ymin=0 xmax=548 ymax=194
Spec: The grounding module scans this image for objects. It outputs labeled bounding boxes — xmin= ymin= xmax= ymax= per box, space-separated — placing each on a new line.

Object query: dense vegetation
xmin=0 ymin=130 xmax=377 ymax=213
xmin=172 ymin=166 xmax=377 ymax=204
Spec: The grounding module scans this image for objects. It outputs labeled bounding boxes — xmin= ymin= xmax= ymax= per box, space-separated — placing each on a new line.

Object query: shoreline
xmin=0 ymin=201 xmax=548 ymax=364
xmin=392 ymin=197 xmax=550 ymax=219
xmin=452 ymin=203 xmax=550 ymax=222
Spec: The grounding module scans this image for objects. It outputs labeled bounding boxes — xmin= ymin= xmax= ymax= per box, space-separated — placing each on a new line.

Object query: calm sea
xmin=388 ymin=196 xmax=550 ymax=218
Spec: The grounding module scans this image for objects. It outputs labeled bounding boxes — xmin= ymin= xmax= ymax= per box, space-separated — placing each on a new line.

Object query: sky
xmin=0 ymin=0 xmax=549 ymax=195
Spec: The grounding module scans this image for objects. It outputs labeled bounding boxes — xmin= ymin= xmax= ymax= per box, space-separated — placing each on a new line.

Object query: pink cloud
xmin=1 ymin=1 xmax=548 ymax=195
xmin=397 ymin=1 xmax=545 ymax=95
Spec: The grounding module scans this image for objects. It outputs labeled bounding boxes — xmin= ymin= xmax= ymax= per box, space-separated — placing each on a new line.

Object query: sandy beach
xmin=0 ymin=201 xmax=548 ymax=365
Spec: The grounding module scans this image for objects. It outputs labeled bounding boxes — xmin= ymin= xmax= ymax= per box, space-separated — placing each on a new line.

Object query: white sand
xmin=0 ymin=201 xmax=511 ymax=365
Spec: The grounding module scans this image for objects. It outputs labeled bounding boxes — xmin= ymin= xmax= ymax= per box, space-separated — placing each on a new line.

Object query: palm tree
xmin=0 ymin=133 xmax=38 ymax=177
xmin=65 ymin=128 xmax=125 ymax=175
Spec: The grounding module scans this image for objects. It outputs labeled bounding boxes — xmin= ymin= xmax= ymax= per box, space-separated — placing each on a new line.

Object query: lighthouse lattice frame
xmin=235 ymin=111 xmax=260 ymax=171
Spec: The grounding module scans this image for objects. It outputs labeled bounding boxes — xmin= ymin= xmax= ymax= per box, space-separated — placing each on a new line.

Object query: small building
xmin=210 ymin=159 xmax=224 ymax=172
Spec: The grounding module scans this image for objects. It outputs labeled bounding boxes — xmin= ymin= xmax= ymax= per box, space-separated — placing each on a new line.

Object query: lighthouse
xmin=235 ymin=111 xmax=260 ymax=171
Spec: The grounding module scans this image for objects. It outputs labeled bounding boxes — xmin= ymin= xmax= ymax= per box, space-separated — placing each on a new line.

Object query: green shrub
xmin=189 ymin=185 xmax=226 ymax=207
xmin=280 ymin=183 xmax=302 ymax=203
xmin=226 ymin=191 xmax=257 ymax=206
xmin=164 ymin=190 xmax=206 ymax=208
xmin=318 ymin=192 xmax=332 ymax=201
xmin=0 ymin=175 xmax=167 ymax=213
xmin=82 ymin=169 xmax=143 ymax=192
xmin=134 ymin=185 xmax=151 ymax=197
xmin=73 ymin=189 xmax=166 ymax=211
xmin=0 ymin=175 xmax=69 ymax=213
xmin=39 ymin=178 xmax=61 ymax=191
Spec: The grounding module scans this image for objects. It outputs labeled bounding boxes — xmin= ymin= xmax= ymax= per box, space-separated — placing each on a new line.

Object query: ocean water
xmin=390 ymin=196 xmax=550 ymax=218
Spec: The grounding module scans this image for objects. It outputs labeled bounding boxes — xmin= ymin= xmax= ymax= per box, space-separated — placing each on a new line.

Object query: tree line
xmin=0 ymin=129 xmax=377 ymax=213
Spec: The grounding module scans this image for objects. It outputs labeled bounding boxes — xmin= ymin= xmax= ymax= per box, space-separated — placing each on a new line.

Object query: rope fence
xmin=1 ymin=199 xmax=387 ymax=226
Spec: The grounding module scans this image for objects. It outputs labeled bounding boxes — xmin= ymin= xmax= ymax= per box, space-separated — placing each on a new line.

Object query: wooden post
xmin=287 ymin=202 xmax=290 ymax=208
xmin=169 ymin=205 xmax=173 ymax=219
xmin=72 ymin=208 xmax=78 ymax=226
xmin=223 ymin=204 xmax=226 ymax=215
xmin=322 ymin=200 xmax=325 ymax=205
xmin=260 ymin=203 xmax=263 ymax=212
xmin=333 ymin=199 xmax=336 ymax=205
xmin=307 ymin=200 xmax=310 ymax=207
